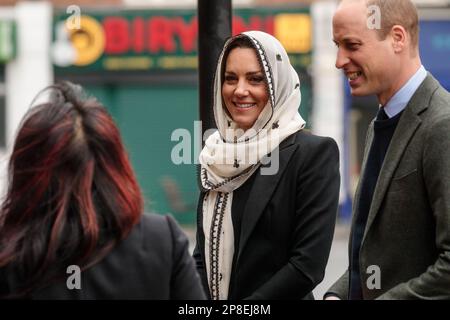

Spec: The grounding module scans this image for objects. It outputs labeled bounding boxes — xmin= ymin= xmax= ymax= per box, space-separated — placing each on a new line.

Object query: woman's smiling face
xmin=222 ymin=47 xmax=269 ymax=131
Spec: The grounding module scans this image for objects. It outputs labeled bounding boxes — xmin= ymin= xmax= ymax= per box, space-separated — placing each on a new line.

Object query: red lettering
xmin=265 ymin=16 xmax=274 ymax=35
xmin=132 ymin=17 xmax=145 ymax=53
xmin=232 ymin=16 xmax=264 ymax=35
xmin=232 ymin=15 xmax=273 ymax=35
xmin=104 ymin=17 xmax=129 ymax=54
xmin=172 ymin=17 xmax=198 ymax=53
xmin=148 ymin=16 xmax=175 ymax=53
xmin=101 ymin=14 xmax=275 ymax=56
xmin=247 ymin=16 xmax=264 ymax=32
xmin=232 ymin=16 xmax=246 ymax=36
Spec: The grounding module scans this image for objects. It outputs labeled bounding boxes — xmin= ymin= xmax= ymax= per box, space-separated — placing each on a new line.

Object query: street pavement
xmin=313 ymin=223 xmax=349 ymax=299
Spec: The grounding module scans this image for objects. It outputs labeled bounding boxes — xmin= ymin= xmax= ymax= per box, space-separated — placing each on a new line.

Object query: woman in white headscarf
xmin=193 ymin=31 xmax=340 ymax=300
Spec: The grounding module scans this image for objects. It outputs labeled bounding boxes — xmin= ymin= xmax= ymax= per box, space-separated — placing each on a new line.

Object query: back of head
xmin=370 ymin=0 xmax=419 ymax=49
xmin=0 ymin=82 xmax=143 ymax=297
xmin=348 ymin=0 xmax=419 ymax=51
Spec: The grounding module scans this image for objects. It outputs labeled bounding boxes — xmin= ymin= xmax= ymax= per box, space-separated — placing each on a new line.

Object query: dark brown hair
xmin=220 ymin=35 xmax=256 ymax=84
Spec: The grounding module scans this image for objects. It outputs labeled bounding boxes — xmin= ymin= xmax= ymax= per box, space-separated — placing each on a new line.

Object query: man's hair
xmin=366 ymin=0 xmax=419 ymax=49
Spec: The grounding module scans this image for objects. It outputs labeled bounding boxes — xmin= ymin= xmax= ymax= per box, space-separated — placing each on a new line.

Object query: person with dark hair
xmin=326 ymin=0 xmax=450 ymax=299
xmin=193 ymin=31 xmax=340 ymax=300
xmin=0 ymin=82 xmax=205 ymax=300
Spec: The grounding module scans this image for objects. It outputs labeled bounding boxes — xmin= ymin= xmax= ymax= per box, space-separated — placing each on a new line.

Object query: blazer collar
xmin=361 ymin=74 xmax=440 ymax=242
xmin=235 ymin=130 xmax=299 ymax=264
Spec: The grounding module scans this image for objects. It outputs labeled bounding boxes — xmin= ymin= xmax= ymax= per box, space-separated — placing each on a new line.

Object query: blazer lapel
xmin=362 ymin=74 xmax=439 ymax=241
xmin=236 ymin=133 xmax=298 ymax=263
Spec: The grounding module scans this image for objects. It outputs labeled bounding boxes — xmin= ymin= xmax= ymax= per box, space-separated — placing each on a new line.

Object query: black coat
xmin=1 ymin=214 xmax=206 ymax=299
xmin=194 ymin=130 xmax=340 ymax=300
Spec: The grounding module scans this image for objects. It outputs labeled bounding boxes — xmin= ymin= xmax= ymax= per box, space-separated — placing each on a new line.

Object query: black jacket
xmin=1 ymin=213 xmax=206 ymax=299
xmin=194 ymin=130 xmax=340 ymax=300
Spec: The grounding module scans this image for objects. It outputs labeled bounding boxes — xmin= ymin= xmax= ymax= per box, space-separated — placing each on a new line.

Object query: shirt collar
xmin=382 ymin=65 xmax=427 ymax=118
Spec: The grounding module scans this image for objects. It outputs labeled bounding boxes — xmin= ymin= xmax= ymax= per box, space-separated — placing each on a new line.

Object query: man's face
xmin=333 ymin=1 xmax=398 ymax=104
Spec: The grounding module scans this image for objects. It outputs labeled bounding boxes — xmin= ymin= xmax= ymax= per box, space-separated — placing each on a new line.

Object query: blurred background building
xmin=0 ymin=0 xmax=449 ymax=227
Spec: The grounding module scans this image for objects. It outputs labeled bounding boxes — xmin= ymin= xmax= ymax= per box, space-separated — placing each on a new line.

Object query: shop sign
xmin=0 ymin=20 xmax=16 ymax=63
xmin=52 ymin=8 xmax=312 ymax=72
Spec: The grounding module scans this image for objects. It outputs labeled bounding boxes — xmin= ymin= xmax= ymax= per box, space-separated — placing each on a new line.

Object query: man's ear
xmin=391 ymin=25 xmax=407 ymax=53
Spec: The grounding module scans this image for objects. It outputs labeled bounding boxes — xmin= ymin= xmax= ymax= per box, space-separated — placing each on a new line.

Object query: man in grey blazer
xmin=326 ymin=0 xmax=450 ymax=299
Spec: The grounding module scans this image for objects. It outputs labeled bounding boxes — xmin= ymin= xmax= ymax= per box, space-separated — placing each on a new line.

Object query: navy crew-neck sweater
xmin=349 ymin=109 xmax=403 ymax=300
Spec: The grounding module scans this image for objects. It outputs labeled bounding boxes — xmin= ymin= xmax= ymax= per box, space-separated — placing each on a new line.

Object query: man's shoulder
xmin=410 ymin=74 xmax=450 ymax=123
xmin=424 ymin=82 xmax=450 ymax=121
xmin=433 ymin=84 xmax=450 ymax=108
xmin=422 ymin=74 xmax=450 ymax=110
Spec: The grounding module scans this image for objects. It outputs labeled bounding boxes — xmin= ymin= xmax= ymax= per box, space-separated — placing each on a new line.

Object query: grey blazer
xmin=327 ymin=74 xmax=450 ymax=300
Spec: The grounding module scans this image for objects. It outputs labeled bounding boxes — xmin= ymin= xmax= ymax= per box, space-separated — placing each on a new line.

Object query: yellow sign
xmin=274 ymin=14 xmax=311 ymax=54
xmin=68 ymin=15 xmax=105 ymax=66
xmin=103 ymin=57 xmax=153 ymax=70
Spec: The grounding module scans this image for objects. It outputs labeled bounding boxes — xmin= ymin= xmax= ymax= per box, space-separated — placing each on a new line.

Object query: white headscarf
xmin=198 ymin=31 xmax=306 ymax=300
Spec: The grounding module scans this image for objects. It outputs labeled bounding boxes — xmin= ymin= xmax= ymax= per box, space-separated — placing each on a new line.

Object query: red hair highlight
xmin=0 ymin=82 xmax=143 ymax=297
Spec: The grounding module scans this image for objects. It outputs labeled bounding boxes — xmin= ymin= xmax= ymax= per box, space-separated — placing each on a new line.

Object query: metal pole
xmin=197 ymin=0 xmax=232 ymax=138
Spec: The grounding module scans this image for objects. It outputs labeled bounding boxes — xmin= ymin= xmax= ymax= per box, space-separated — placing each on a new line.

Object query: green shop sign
xmin=53 ymin=8 xmax=312 ymax=72
xmin=0 ymin=20 xmax=16 ymax=63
